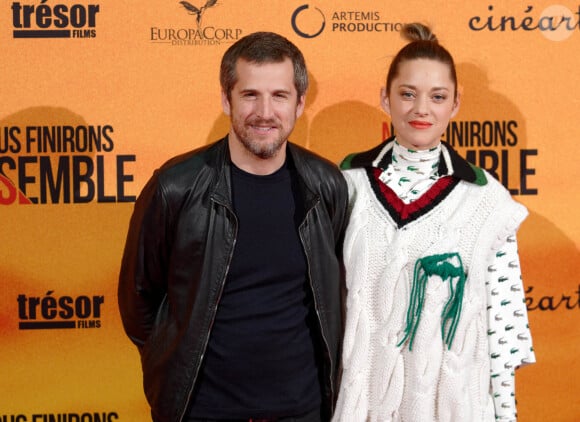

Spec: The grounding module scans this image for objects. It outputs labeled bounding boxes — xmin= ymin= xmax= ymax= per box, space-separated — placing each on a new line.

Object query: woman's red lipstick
xmin=409 ymin=120 xmax=432 ymax=129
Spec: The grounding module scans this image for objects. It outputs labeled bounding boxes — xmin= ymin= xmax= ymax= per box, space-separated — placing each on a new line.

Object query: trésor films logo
xmin=11 ymin=0 xmax=99 ymax=39
xmin=17 ymin=291 xmax=104 ymax=330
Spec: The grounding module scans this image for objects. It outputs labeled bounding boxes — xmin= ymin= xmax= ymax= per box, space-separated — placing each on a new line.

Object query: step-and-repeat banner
xmin=1 ymin=1 xmax=579 ymax=420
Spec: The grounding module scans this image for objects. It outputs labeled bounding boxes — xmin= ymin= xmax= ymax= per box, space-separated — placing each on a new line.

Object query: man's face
xmin=222 ymin=58 xmax=305 ymax=160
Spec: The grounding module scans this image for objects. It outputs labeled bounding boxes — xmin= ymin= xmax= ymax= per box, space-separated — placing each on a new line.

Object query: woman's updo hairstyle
xmin=386 ymin=23 xmax=458 ymax=99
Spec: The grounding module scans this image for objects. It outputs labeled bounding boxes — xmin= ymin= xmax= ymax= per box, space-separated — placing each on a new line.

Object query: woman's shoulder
xmin=340 ymin=137 xmax=396 ymax=171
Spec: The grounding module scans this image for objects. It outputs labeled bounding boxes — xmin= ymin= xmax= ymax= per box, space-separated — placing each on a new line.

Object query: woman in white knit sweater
xmin=333 ymin=23 xmax=535 ymax=422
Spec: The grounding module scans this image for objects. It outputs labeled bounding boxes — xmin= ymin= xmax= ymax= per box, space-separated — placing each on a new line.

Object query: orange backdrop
xmin=1 ymin=1 xmax=579 ymax=421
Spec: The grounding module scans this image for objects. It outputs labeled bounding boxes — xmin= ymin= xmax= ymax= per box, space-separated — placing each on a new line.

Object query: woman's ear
xmin=380 ymin=87 xmax=391 ymax=115
xmin=451 ymin=89 xmax=461 ymax=119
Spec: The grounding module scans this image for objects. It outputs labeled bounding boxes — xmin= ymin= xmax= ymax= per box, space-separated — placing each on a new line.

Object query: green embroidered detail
xmin=340 ymin=153 xmax=356 ymax=170
xmin=469 ymin=163 xmax=488 ymax=186
xmin=407 ymin=166 xmax=419 ymax=172
xmin=496 ymin=251 xmax=507 ymax=258
xmin=398 ymin=176 xmax=411 ymax=185
xmin=397 ymin=252 xmax=467 ymax=351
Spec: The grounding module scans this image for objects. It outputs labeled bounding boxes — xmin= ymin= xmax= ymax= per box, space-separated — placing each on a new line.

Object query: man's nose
xmin=256 ymin=97 xmax=274 ymax=119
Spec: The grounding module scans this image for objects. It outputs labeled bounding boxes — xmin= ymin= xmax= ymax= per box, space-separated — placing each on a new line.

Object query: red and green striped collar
xmin=340 ymin=136 xmax=487 ymax=186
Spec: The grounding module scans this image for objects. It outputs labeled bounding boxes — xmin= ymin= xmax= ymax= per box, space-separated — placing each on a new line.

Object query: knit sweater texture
xmin=333 ymin=139 xmax=535 ymax=422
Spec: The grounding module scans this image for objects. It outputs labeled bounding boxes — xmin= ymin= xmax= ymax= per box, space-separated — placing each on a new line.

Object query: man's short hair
xmin=220 ymin=32 xmax=309 ymax=100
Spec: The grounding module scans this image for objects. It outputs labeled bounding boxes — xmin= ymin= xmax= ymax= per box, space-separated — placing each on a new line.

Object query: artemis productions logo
xmin=17 ymin=291 xmax=104 ymax=330
xmin=291 ymin=4 xmax=325 ymax=38
xmin=11 ymin=0 xmax=100 ymax=39
xmin=150 ymin=0 xmax=243 ymax=46
xmin=291 ymin=3 xmax=403 ymax=39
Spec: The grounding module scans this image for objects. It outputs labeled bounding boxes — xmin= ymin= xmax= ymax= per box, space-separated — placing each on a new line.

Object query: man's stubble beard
xmin=232 ymin=116 xmax=289 ymax=160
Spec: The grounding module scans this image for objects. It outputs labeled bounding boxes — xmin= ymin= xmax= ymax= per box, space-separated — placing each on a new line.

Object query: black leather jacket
xmin=118 ymin=137 xmax=348 ymax=422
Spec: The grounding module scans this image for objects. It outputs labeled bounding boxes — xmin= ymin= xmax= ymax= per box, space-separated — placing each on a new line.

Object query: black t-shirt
xmin=187 ymin=159 xmax=321 ymax=419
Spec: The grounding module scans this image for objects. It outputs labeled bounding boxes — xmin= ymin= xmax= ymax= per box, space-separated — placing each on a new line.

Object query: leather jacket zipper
xmin=298 ymin=198 xmax=335 ymax=413
xmin=178 ymin=194 xmax=335 ymax=419
xmin=178 ymin=197 xmax=238 ymax=422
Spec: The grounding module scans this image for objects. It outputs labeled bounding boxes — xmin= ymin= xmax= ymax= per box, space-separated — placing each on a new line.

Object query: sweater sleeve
xmin=485 ymin=232 xmax=536 ymax=421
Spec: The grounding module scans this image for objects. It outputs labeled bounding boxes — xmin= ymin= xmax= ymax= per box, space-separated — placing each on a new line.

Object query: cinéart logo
xmin=11 ymin=0 xmax=100 ymax=39
xmin=468 ymin=4 xmax=579 ymax=41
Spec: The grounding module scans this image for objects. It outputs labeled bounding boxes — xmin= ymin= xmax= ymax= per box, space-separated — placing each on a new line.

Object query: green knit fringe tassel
xmin=397 ymin=252 xmax=467 ymax=351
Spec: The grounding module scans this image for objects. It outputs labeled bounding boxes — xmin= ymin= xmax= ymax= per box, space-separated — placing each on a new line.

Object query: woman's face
xmin=381 ymin=58 xmax=460 ymax=150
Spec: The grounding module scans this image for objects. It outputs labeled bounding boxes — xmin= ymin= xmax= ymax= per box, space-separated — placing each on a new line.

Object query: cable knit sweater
xmin=333 ymin=138 xmax=535 ymax=422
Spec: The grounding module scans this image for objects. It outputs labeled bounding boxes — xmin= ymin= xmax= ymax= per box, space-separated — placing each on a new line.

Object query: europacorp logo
xmin=150 ymin=0 xmax=243 ymax=46
xmin=11 ymin=0 xmax=99 ymax=39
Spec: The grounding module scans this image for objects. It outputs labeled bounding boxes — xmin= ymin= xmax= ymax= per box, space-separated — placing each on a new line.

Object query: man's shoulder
xmin=156 ymin=139 xmax=225 ymax=182
xmin=288 ymin=143 xmax=347 ymax=207
xmin=289 ymin=142 xmax=342 ymax=178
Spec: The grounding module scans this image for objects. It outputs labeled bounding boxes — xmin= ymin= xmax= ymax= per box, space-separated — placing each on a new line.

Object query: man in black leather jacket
xmin=118 ymin=32 xmax=348 ymax=422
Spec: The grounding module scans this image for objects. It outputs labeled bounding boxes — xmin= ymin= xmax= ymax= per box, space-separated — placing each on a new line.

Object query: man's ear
xmin=221 ymin=90 xmax=231 ymax=116
xmin=296 ymin=94 xmax=306 ymax=119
